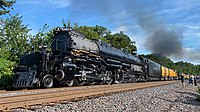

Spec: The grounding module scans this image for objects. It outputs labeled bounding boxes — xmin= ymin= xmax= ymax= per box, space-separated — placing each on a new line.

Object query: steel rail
xmin=0 ymin=84 xmax=122 ymax=97
xmin=0 ymin=81 xmax=177 ymax=111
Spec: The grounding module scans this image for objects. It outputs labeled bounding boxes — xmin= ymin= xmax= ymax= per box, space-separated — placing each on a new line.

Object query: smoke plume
xmin=71 ymin=0 xmax=200 ymax=63
xmin=148 ymin=29 xmax=183 ymax=56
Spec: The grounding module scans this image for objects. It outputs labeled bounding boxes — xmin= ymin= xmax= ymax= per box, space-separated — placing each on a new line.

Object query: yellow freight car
xmin=168 ymin=69 xmax=178 ymax=79
xmin=181 ymin=73 xmax=190 ymax=79
xmin=161 ymin=66 xmax=169 ymax=80
xmin=161 ymin=66 xmax=178 ymax=80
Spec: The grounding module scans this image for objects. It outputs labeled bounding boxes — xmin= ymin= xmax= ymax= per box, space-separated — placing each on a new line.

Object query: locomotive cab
xmin=51 ymin=27 xmax=73 ymax=55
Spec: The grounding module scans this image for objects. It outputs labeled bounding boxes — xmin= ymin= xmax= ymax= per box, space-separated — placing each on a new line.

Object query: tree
xmin=0 ymin=14 xmax=54 ymax=89
xmin=62 ymin=21 xmax=111 ymax=40
xmin=0 ymin=14 xmax=31 ymax=62
xmin=0 ymin=0 xmax=15 ymax=15
xmin=93 ymin=25 xmax=111 ymax=37
xmin=66 ymin=21 xmax=137 ymax=53
xmin=74 ymin=26 xmax=100 ymax=39
xmin=143 ymin=54 xmax=178 ymax=71
xmin=30 ymin=24 xmax=54 ymax=51
xmin=142 ymin=54 xmax=200 ymax=75
xmin=105 ymin=32 xmax=137 ymax=54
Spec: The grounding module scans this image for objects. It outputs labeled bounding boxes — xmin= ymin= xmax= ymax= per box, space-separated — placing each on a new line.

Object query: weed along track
xmin=0 ymin=81 xmax=177 ymax=111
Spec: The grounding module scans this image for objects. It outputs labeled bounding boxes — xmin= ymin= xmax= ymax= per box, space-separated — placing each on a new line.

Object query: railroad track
xmin=0 ymin=81 xmax=177 ymax=111
xmin=0 ymin=84 xmax=127 ymax=98
xmin=0 ymin=90 xmax=6 ymax=93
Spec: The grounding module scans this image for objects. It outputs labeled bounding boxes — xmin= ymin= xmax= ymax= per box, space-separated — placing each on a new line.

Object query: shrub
xmin=0 ymin=58 xmax=15 ymax=89
xmin=197 ymin=86 xmax=200 ymax=101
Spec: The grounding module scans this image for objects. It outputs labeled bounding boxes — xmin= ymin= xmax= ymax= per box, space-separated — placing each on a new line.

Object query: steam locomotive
xmin=13 ymin=27 xmax=178 ymax=88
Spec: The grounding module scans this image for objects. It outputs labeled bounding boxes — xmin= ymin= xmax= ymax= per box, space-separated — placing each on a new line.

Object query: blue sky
xmin=3 ymin=0 xmax=200 ymax=64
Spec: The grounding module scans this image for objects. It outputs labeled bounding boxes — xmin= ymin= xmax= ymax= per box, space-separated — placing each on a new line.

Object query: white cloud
xmin=127 ymin=31 xmax=150 ymax=55
xmin=182 ymin=25 xmax=200 ymax=42
xmin=171 ymin=47 xmax=200 ymax=64
xmin=47 ymin=0 xmax=71 ymax=8
xmin=167 ymin=0 xmax=200 ymax=16
xmin=185 ymin=24 xmax=200 ymax=30
xmin=182 ymin=48 xmax=200 ymax=63
xmin=158 ymin=0 xmax=200 ymax=21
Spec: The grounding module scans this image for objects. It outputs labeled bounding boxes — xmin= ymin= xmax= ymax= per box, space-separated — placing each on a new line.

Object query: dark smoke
xmin=70 ymin=0 xmax=200 ymax=63
xmin=148 ymin=30 xmax=183 ymax=56
xmin=129 ymin=10 xmax=183 ymax=57
xmin=72 ymin=0 xmax=183 ymax=57
xmin=134 ymin=10 xmax=184 ymax=57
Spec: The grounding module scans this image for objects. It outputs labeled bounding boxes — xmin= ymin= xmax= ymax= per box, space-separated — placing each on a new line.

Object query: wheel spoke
xmin=42 ymin=75 xmax=54 ymax=88
xmin=66 ymin=80 xmax=74 ymax=87
xmin=105 ymin=71 xmax=113 ymax=85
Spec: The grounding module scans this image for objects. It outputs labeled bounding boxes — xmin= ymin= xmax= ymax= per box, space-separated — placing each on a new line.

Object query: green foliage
xmin=0 ymin=14 xmax=31 ymax=89
xmin=63 ymin=20 xmax=137 ymax=54
xmin=30 ymin=24 xmax=53 ymax=51
xmin=93 ymin=25 xmax=111 ymax=37
xmin=0 ymin=14 xmax=31 ymax=62
xmin=105 ymin=33 xmax=137 ymax=54
xmin=1 ymin=13 xmax=199 ymax=90
xmin=74 ymin=26 xmax=100 ymax=39
xmin=0 ymin=58 xmax=15 ymax=89
xmin=142 ymin=54 xmax=200 ymax=75
xmin=74 ymin=25 xmax=137 ymax=53
xmin=0 ymin=0 xmax=15 ymax=15
xmin=143 ymin=54 xmax=176 ymax=69
xmin=0 ymin=14 xmax=54 ymax=89
xmin=197 ymin=87 xmax=200 ymax=101
xmin=73 ymin=25 xmax=111 ymax=39
xmin=176 ymin=61 xmax=200 ymax=75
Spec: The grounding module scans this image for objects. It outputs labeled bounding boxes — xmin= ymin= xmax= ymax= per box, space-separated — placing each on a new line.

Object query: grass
xmin=196 ymin=86 xmax=200 ymax=101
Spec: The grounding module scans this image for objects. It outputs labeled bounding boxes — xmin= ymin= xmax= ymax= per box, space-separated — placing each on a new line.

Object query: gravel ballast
xmin=13 ymin=82 xmax=200 ymax=112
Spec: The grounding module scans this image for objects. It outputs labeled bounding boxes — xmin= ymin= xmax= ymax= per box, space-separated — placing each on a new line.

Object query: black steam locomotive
xmin=13 ymin=27 xmax=162 ymax=88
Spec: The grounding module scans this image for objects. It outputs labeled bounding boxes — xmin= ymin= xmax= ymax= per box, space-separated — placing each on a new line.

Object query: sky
xmin=2 ymin=0 xmax=200 ymax=65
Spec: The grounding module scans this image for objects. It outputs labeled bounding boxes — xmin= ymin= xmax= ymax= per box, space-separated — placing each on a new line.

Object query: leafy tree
xmin=105 ymin=32 xmax=137 ymax=54
xmin=30 ymin=24 xmax=54 ymax=51
xmin=142 ymin=54 xmax=200 ymax=75
xmin=0 ymin=14 xmax=54 ymax=89
xmin=0 ymin=0 xmax=15 ymax=15
xmin=0 ymin=14 xmax=31 ymax=89
xmin=175 ymin=61 xmax=199 ymax=75
xmin=63 ymin=20 xmax=137 ymax=53
xmin=74 ymin=26 xmax=100 ymax=39
xmin=93 ymin=25 xmax=111 ymax=37
xmin=62 ymin=21 xmax=111 ymax=40
xmin=74 ymin=25 xmax=137 ymax=53
xmin=0 ymin=14 xmax=31 ymax=62
xmin=143 ymin=54 xmax=176 ymax=68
